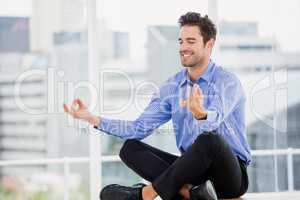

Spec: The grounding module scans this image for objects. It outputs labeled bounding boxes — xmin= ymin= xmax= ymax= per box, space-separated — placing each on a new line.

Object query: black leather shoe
xmin=190 ymin=180 xmax=217 ymax=200
xmin=100 ymin=183 xmax=146 ymax=200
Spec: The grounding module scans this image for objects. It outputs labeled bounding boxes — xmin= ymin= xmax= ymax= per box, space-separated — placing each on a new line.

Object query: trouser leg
xmin=152 ymin=132 xmax=249 ymax=200
xmin=119 ymin=139 xmax=178 ymax=182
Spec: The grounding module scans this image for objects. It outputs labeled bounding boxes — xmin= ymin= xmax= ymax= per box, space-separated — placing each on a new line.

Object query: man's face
xmin=178 ymin=25 xmax=208 ymax=68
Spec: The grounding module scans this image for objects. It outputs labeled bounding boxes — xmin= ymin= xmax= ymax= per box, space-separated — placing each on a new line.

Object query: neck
xmin=187 ymin=58 xmax=210 ymax=82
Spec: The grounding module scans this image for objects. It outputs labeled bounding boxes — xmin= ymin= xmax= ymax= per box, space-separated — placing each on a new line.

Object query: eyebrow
xmin=186 ymin=37 xmax=196 ymax=41
xmin=178 ymin=37 xmax=197 ymax=41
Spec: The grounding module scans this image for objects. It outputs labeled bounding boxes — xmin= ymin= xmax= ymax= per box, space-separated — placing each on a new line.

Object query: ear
xmin=205 ymin=38 xmax=215 ymax=49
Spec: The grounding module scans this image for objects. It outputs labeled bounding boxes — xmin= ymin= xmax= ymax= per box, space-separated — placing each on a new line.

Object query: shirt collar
xmin=179 ymin=60 xmax=215 ymax=87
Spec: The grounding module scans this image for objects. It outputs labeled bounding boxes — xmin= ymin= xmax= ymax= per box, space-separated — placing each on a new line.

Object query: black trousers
xmin=119 ymin=132 xmax=249 ymax=200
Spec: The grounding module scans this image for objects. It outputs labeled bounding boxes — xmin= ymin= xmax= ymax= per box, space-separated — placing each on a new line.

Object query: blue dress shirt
xmin=97 ymin=60 xmax=251 ymax=165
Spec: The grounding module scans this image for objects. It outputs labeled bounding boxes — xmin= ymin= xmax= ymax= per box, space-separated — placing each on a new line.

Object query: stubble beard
xmin=182 ymin=56 xmax=203 ymax=69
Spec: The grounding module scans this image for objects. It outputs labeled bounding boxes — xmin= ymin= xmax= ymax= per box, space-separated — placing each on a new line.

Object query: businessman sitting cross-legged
xmin=64 ymin=12 xmax=251 ymax=200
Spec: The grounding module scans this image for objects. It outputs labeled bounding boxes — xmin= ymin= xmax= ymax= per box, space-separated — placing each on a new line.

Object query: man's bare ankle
xmin=142 ymin=185 xmax=157 ymax=200
xmin=179 ymin=184 xmax=193 ymax=199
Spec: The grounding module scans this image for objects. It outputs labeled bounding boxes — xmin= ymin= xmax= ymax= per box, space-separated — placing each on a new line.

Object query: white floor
xmin=241 ymin=192 xmax=300 ymax=200
xmin=154 ymin=191 xmax=300 ymax=200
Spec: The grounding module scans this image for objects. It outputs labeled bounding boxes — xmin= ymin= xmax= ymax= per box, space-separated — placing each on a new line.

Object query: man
xmin=64 ymin=12 xmax=251 ymax=200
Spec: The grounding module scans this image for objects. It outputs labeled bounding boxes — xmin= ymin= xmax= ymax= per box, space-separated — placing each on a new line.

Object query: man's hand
xmin=180 ymin=84 xmax=207 ymax=120
xmin=63 ymin=98 xmax=100 ymax=126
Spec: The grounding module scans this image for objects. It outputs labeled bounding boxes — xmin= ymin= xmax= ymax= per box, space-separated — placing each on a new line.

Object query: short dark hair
xmin=178 ymin=12 xmax=217 ymax=45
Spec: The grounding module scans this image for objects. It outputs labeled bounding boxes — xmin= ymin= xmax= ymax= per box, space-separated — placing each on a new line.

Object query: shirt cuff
xmin=195 ymin=110 xmax=217 ymax=122
xmin=94 ymin=117 xmax=111 ymax=132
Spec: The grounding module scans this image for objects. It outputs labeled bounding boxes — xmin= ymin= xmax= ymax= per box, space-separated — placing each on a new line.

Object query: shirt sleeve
xmin=193 ymin=76 xmax=245 ymax=132
xmin=95 ymin=90 xmax=172 ymax=140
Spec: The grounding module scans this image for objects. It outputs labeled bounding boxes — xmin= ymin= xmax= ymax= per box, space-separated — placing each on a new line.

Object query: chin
xmin=181 ymin=61 xmax=190 ymax=68
xmin=182 ymin=63 xmax=196 ymax=68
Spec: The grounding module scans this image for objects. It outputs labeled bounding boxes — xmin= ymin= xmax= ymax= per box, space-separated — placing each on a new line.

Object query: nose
xmin=179 ymin=41 xmax=191 ymax=53
xmin=179 ymin=43 xmax=189 ymax=53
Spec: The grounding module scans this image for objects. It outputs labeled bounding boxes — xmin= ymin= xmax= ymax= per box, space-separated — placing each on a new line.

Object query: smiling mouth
xmin=181 ymin=54 xmax=192 ymax=58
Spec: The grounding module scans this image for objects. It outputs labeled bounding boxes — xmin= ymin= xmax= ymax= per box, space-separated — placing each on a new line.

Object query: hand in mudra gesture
xmin=180 ymin=84 xmax=207 ymax=120
xmin=63 ymin=98 xmax=100 ymax=126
